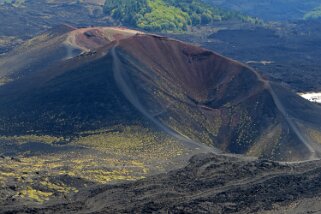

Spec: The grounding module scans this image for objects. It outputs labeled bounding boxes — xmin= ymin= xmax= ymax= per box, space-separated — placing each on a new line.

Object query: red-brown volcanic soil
xmin=0 ymin=26 xmax=321 ymax=161
xmin=64 ymin=27 xmax=143 ymax=51
xmin=118 ymin=34 xmax=264 ymax=104
xmin=112 ymin=33 xmax=321 ymax=161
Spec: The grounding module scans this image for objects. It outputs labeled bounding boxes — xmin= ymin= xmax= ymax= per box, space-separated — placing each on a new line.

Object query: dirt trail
xmin=246 ymin=64 xmax=319 ymax=161
xmin=111 ymin=42 xmax=216 ymax=153
xmin=111 ymin=38 xmax=320 ymax=161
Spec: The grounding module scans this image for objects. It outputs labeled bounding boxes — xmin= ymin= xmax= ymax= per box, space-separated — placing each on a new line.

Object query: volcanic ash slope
xmin=0 ymin=26 xmax=321 ymax=161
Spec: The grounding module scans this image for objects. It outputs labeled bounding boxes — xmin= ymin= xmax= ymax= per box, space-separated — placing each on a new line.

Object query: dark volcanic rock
xmin=3 ymin=153 xmax=321 ymax=213
xmin=0 ymin=27 xmax=321 ymax=161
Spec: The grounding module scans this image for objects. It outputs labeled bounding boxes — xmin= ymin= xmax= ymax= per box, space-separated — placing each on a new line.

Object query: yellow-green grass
xmin=0 ymin=125 xmax=188 ymax=203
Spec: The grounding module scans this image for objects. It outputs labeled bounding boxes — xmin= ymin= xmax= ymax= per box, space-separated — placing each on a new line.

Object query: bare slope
xmin=112 ymin=34 xmax=321 ymax=161
xmin=0 ymin=26 xmax=321 ymax=161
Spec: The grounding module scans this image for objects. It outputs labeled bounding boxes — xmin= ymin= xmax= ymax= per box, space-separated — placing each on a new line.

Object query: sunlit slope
xmin=112 ymin=34 xmax=321 ymax=161
xmin=0 ymin=27 xmax=321 ymax=161
xmin=0 ymin=26 xmax=140 ymax=85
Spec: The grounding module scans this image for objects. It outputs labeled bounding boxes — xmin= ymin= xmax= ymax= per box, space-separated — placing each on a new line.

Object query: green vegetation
xmin=19 ymin=187 xmax=53 ymax=203
xmin=73 ymin=125 xmax=185 ymax=160
xmin=103 ymin=0 xmax=150 ymax=25
xmin=307 ymin=127 xmax=321 ymax=144
xmin=0 ymin=125 xmax=189 ymax=203
xmin=0 ymin=134 xmax=63 ymax=144
xmin=0 ymin=0 xmax=25 ymax=7
xmin=137 ymin=0 xmax=190 ymax=32
xmin=304 ymin=5 xmax=321 ymax=20
xmin=104 ymin=0 xmax=259 ymax=32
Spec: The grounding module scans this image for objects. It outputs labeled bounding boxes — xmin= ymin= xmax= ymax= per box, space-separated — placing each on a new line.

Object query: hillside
xmin=1 ymin=25 xmax=321 ymax=207
xmin=207 ymin=0 xmax=321 ymax=21
xmin=6 ymin=153 xmax=321 ymax=214
xmin=103 ymin=0 xmax=259 ymax=32
xmin=2 ymin=1 xmax=321 ymax=213
xmin=1 ymin=25 xmax=321 ymax=210
xmin=0 ymin=0 xmax=260 ymax=55
xmin=0 ymin=26 xmax=321 ymax=162
xmin=0 ymin=0 xmax=110 ymax=54
xmin=0 ymin=27 xmax=208 ymax=206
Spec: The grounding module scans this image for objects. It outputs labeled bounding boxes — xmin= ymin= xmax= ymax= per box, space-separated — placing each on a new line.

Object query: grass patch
xmin=0 ymin=125 xmax=190 ymax=204
xmin=18 ymin=187 xmax=53 ymax=203
xmin=73 ymin=125 xmax=185 ymax=160
xmin=0 ymin=134 xmax=63 ymax=144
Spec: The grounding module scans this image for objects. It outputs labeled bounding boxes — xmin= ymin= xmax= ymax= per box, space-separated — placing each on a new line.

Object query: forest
xmin=104 ymin=0 xmax=259 ymax=32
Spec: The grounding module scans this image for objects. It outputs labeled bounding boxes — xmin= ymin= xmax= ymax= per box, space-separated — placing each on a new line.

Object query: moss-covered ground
xmin=0 ymin=125 xmax=192 ymax=205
